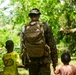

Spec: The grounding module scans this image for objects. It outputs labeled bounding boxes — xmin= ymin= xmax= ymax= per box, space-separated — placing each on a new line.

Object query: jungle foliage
xmin=0 ymin=0 xmax=76 ymax=55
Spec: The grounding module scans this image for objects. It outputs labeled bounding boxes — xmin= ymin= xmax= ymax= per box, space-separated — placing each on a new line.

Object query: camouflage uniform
xmin=20 ymin=8 xmax=58 ymax=75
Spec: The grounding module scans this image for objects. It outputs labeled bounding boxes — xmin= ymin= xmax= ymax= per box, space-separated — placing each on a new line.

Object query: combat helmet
xmin=29 ymin=8 xmax=41 ymax=16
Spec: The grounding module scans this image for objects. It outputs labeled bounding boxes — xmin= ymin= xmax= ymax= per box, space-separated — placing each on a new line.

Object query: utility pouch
xmin=44 ymin=44 xmax=51 ymax=56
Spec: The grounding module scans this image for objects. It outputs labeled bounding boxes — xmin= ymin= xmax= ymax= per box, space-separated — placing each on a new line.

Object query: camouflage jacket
xmin=20 ymin=20 xmax=58 ymax=67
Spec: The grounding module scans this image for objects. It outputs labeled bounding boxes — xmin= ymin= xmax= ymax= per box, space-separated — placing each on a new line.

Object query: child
xmin=2 ymin=40 xmax=24 ymax=75
xmin=55 ymin=52 xmax=76 ymax=75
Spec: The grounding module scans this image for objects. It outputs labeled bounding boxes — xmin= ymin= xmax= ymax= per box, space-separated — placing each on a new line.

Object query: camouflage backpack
xmin=24 ymin=21 xmax=50 ymax=57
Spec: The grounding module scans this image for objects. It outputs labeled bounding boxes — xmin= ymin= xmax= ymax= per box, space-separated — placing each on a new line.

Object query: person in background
xmin=55 ymin=52 xmax=76 ymax=75
xmin=20 ymin=8 xmax=58 ymax=75
xmin=3 ymin=40 xmax=24 ymax=75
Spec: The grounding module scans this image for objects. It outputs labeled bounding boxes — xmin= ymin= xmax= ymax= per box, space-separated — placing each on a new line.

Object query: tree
xmin=0 ymin=0 xmax=76 ymax=54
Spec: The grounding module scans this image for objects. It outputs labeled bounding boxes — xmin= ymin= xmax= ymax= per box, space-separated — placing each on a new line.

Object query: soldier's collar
xmin=31 ymin=20 xmax=39 ymax=22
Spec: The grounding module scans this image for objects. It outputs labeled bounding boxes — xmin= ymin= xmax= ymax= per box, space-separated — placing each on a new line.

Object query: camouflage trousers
xmin=28 ymin=58 xmax=51 ymax=75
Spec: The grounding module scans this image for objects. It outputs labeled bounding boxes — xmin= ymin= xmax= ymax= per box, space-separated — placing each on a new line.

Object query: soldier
xmin=20 ymin=8 xmax=58 ymax=75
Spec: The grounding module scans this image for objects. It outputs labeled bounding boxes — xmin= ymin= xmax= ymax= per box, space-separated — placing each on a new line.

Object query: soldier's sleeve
xmin=20 ymin=26 xmax=26 ymax=54
xmin=20 ymin=26 xmax=27 ymax=65
xmin=43 ymin=22 xmax=58 ymax=69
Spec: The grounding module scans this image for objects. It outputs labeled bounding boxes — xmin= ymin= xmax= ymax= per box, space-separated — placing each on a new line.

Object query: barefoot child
xmin=55 ymin=52 xmax=76 ymax=75
xmin=3 ymin=40 xmax=24 ymax=75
